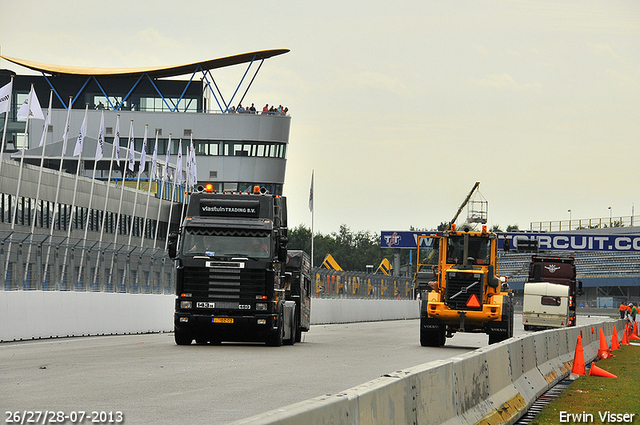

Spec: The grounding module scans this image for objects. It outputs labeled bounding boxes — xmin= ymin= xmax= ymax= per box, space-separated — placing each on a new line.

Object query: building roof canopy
xmin=0 ymin=49 xmax=289 ymax=78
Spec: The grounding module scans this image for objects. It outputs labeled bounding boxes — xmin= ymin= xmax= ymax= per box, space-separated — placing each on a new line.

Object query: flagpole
xmin=78 ymin=109 xmax=104 ymax=290
xmin=128 ymin=124 xmax=147 ymax=247
xmin=140 ymin=129 xmax=158 ymax=247
xmin=44 ymin=97 xmax=73 ymax=290
xmin=111 ymin=119 xmax=134 ymax=290
xmin=11 ymin=84 xmax=35 ymax=231
xmin=5 ymin=84 xmax=34 ymax=289
xmin=163 ymin=136 xmax=179 ymax=251
xmin=176 ymin=139 xmax=187 ymax=241
xmin=0 ymin=76 xmax=14 ymax=179
xmin=94 ymin=114 xmax=120 ymax=291
xmin=24 ymin=89 xmax=53 ymax=289
xmin=124 ymin=123 xmax=146 ymax=291
xmin=310 ymin=170 xmax=314 ymax=269
xmin=61 ymin=103 xmax=88 ymax=289
xmin=154 ymin=133 xmax=171 ymax=249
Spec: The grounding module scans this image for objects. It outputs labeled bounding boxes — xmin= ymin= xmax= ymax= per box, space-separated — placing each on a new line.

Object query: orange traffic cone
xmin=589 ymin=362 xmax=618 ymax=378
xmin=592 ymin=327 xmax=595 ymax=334
xmin=597 ymin=328 xmax=611 ymax=359
xmin=621 ymin=326 xmax=630 ymax=346
xmin=570 ymin=334 xmax=586 ymax=377
xmin=611 ymin=326 xmax=620 ymax=351
xmin=634 ymin=321 xmax=639 ymax=336
xmin=630 ymin=333 xmax=640 ymax=341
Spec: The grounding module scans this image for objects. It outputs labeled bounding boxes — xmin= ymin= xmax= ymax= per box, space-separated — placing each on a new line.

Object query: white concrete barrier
xmin=310 ymin=298 xmax=420 ymax=324
xmin=228 ymin=318 xmax=626 ymax=425
xmin=0 ymin=292 xmax=420 ymax=342
xmin=0 ymin=291 xmax=175 ymax=342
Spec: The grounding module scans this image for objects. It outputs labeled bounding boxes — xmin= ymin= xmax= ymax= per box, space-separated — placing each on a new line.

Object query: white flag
xmin=138 ymin=125 xmax=148 ymax=175
xmin=189 ymin=135 xmax=197 ymax=186
xmin=38 ymin=90 xmax=53 ymax=147
xmin=17 ymin=85 xmax=44 ymax=120
xmin=151 ymin=130 xmax=158 ymax=178
xmin=309 ymin=171 xmax=314 ymax=212
xmin=73 ymin=107 xmax=88 ymax=156
xmin=127 ymin=122 xmax=135 ymax=172
xmin=163 ymin=135 xmax=172 ymax=181
xmin=0 ymin=80 xmax=12 ymax=115
xmin=114 ymin=115 xmax=121 ymax=166
xmin=176 ymin=141 xmax=183 ymax=185
xmin=95 ymin=111 xmax=104 ymax=161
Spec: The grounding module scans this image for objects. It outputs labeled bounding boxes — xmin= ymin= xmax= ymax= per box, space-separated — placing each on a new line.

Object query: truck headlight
xmin=256 ymin=303 xmax=267 ymax=311
xmin=180 ymin=301 xmax=192 ymax=309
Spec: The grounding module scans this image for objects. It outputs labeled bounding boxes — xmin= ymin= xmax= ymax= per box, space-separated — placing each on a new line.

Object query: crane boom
xmin=449 ymin=182 xmax=480 ymax=230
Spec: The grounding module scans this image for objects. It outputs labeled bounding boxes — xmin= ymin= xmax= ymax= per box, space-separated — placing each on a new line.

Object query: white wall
xmin=0 ymin=292 xmax=419 ymax=342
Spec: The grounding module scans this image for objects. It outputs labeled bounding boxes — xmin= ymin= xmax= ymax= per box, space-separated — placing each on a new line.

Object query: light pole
xmin=608 ymin=206 xmax=612 ymax=227
xmin=568 ymin=209 xmax=572 ymax=230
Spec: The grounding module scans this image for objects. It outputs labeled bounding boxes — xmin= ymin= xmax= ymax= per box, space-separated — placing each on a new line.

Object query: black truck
xmin=168 ymin=187 xmax=309 ymax=346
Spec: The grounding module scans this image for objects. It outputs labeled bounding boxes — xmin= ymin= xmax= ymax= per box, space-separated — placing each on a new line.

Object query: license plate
xmin=197 ymin=302 xmax=215 ymax=308
xmin=213 ymin=317 xmax=234 ymax=324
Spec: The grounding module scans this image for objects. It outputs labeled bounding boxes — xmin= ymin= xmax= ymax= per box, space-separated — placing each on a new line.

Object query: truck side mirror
xmin=487 ymin=265 xmax=500 ymax=288
xmin=167 ymin=232 xmax=179 ymax=259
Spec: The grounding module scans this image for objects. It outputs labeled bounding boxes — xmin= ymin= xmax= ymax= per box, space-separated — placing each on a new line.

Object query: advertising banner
xmin=380 ymin=231 xmax=640 ymax=252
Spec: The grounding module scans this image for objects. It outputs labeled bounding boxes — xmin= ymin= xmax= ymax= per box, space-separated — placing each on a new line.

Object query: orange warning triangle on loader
xmin=589 ymin=362 xmax=618 ymax=379
xmin=466 ymin=294 xmax=481 ymax=309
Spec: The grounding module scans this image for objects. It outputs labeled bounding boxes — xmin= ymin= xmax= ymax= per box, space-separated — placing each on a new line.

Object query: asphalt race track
xmin=0 ymin=315 xmax=610 ymax=424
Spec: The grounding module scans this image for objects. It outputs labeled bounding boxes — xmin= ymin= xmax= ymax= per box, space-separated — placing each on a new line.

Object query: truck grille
xmin=183 ymin=265 xmax=266 ymax=300
xmin=445 ymin=271 xmax=483 ymax=311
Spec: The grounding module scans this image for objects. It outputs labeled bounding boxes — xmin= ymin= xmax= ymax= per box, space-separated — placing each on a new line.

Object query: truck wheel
xmin=267 ymin=319 xmax=283 ymax=347
xmin=284 ymin=315 xmax=297 ymax=346
xmin=174 ymin=328 xmax=192 ymax=346
xmin=420 ymin=326 xmax=445 ymax=347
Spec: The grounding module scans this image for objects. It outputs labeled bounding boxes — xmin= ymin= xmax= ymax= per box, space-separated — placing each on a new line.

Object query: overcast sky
xmin=1 ymin=0 xmax=638 ymax=236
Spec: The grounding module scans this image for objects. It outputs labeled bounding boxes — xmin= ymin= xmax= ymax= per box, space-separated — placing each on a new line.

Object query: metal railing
xmin=530 ymin=215 xmax=638 ymax=231
xmin=312 ymin=268 xmax=414 ymax=300
xmin=1 ymin=231 xmax=174 ymax=294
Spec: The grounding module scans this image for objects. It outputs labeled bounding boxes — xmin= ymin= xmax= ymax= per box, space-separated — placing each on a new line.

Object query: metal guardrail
xmin=312 ymin=268 xmax=414 ymax=299
xmin=530 ymin=215 xmax=638 ymax=231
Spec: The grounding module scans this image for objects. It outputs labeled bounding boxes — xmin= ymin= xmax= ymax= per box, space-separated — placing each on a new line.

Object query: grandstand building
xmin=0 ymin=50 xmax=291 ymax=290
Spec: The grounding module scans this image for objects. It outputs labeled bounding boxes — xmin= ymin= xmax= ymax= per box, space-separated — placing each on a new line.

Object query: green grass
xmin=531 ymin=344 xmax=640 ymax=424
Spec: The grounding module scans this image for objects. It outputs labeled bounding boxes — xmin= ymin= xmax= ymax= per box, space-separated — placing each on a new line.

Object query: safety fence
xmin=312 ymin=268 xmax=414 ymax=300
xmin=1 ymin=231 xmax=174 ymax=294
xmin=1 ymin=231 xmax=413 ymax=300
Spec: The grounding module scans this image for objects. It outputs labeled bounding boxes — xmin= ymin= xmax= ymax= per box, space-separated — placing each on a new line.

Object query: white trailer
xmin=522 ymin=282 xmax=570 ymax=330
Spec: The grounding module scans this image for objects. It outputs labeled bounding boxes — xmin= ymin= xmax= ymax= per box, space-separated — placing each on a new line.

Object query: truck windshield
xmin=417 ymin=237 xmax=439 ymax=273
xmin=446 ymin=236 xmax=491 ymax=265
xmin=181 ymin=228 xmax=271 ymax=258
